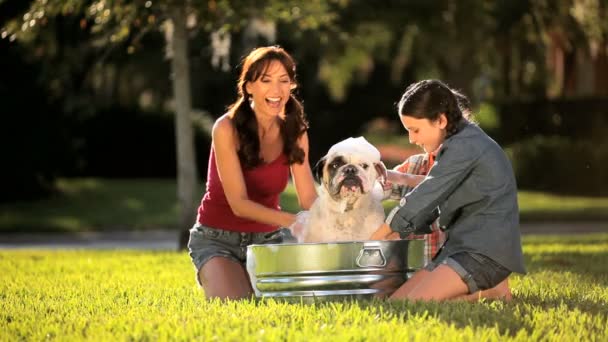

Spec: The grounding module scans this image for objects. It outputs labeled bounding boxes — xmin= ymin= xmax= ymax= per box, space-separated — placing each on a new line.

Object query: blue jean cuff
xmin=444 ymin=258 xmax=479 ymax=294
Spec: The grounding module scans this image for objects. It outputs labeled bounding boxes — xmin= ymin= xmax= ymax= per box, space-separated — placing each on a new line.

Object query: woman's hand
xmin=369 ymin=223 xmax=400 ymax=240
xmin=288 ymin=211 xmax=310 ymax=242
xmin=291 ymin=132 xmax=318 ymax=210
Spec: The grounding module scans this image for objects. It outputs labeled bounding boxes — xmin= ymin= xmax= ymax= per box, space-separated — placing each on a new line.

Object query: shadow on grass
xmin=0 ymin=178 xmax=181 ymax=233
xmin=523 ymin=233 xmax=608 ymax=246
xmin=253 ymin=293 xmax=607 ymax=337
xmin=249 ymin=233 xmax=608 ymax=337
xmin=525 ymin=252 xmax=608 ymax=287
xmin=368 ymin=295 xmax=606 ymax=336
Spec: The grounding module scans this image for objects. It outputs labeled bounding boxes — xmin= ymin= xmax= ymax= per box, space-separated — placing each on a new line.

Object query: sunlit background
xmin=1 ymin=0 xmax=607 ymax=242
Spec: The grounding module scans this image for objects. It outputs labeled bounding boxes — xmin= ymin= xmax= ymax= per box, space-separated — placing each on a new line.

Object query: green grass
xmin=1 ymin=234 xmax=607 ymax=340
xmin=2 ymin=178 xmax=608 ymax=233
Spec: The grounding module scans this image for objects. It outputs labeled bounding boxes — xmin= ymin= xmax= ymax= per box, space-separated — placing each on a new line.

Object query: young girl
xmin=377 ymin=79 xmax=525 ymax=301
xmin=187 ymin=46 xmax=317 ymax=300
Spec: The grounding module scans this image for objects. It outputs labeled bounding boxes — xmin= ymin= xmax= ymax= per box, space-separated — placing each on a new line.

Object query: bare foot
xmin=483 ymin=279 xmax=512 ymax=301
xmin=456 ymin=278 xmax=512 ymax=302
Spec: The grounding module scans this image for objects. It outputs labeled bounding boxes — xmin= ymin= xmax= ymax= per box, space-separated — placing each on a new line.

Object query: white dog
xmin=294 ymin=137 xmax=387 ymax=243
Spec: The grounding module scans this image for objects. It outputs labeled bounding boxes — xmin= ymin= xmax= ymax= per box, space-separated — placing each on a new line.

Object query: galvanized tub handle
xmin=356 ymin=247 xmax=386 ymax=267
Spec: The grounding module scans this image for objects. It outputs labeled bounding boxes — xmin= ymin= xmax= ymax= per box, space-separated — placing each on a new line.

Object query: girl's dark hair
xmin=227 ymin=46 xmax=308 ymax=169
xmin=397 ymin=79 xmax=473 ymax=138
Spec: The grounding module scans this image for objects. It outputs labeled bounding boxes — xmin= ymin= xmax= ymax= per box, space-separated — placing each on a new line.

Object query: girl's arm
xmin=386 ymin=170 xmax=425 ymax=187
xmin=381 ymin=165 xmax=425 ymax=201
xmin=290 ymin=131 xmax=318 ymax=210
xmin=213 ymin=116 xmax=296 ymax=228
xmin=388 ymin=138 xmax=485 ymax=235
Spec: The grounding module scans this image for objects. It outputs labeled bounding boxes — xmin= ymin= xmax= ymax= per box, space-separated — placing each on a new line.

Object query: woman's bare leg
xmin=455 ymin=278 xmax=512 ymax=302
xmin=198 ymin=257 xmax=253 ymax=300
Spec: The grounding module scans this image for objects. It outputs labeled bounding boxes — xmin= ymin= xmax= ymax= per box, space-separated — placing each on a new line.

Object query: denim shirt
xmin=388 ymin=122 xmax=526 ymax=274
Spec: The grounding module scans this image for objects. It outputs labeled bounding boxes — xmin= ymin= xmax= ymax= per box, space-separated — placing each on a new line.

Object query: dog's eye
xmin=330 ymin=162 xmax=340 ymax=169
xmin=361 ymin=163 xmax=369 ymax=170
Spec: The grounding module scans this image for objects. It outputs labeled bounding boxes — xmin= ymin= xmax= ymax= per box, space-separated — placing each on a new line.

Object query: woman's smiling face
xmin=400 ymin=113 xmax=448 ymax=153
xmin=246 ymin=60 xmax=295 ymax=119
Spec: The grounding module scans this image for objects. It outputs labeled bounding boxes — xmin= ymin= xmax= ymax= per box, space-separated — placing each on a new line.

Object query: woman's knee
xmin=198 ymin=257 xmax=253 ymax=300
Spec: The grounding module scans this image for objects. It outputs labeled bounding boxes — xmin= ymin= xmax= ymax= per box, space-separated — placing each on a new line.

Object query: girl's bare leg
xmin=456 ymin=278 xmax=512 ymax=302
xmin=390 ymin=265 xmax=469 ymax=301
xmin=389 ymin=269 xmax=430 ymax=299
xmin=198 ymin=257 xmax=253 ymax=300
xmin=405 ymin=264 xmax=469 ymax=301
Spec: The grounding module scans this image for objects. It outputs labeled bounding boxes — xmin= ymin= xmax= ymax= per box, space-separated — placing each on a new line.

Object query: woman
xmin=376 ymin=79 xmax=525 ymax=301
xmin=187 ymin=46 xmax=317 ymax=300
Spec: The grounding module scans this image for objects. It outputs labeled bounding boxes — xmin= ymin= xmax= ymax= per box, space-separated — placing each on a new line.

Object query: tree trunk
xmin=593 ymin=40 xmax=608 ymax=96
xmin=169 ymin=5 xmax=199 ymax=250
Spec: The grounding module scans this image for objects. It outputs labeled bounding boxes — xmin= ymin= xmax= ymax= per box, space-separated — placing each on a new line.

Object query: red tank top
xmin=197 ymin=147 xmax=290 ymax=232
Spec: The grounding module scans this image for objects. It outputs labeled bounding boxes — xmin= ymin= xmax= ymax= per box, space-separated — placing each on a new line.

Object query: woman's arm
xmin=213 ymin=116 xmax=296 ymax=228
xmin=290 ymin=131 xmax=317 ymax=210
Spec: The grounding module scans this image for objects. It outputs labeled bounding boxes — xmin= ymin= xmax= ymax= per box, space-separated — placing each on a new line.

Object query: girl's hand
xmin=386 ymin=170 xmax=425 ymax=188
xmin=370 ymin=223 xmax=400 ymax=240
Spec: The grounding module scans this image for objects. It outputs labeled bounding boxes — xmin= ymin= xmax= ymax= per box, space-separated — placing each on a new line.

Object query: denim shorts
xmin=425 ymin=251 xmax=511 ymax=293
xmin=187 ymin=224 xmax=284 ymax=285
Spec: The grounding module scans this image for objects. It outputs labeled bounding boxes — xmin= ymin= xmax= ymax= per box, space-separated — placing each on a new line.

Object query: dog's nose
xmin=343 ymin=165 xmax=357 ymax=175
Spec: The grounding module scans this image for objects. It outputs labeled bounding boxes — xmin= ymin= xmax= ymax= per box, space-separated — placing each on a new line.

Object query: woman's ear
xmin=245 ymin=82 xmax=252 ymax=96
xmin=290 ymin=82 xmax=297 ymax=90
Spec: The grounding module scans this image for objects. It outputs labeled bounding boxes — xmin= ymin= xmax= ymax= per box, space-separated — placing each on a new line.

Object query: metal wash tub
xmin=246 ymin=239 xmax=425 ymax=300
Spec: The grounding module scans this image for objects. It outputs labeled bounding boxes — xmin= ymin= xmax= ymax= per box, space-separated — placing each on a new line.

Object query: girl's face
xmin=245 ymin=60 xmax=295 ymax=119
xmin=400 ymin=113 xmax=448 ymax=153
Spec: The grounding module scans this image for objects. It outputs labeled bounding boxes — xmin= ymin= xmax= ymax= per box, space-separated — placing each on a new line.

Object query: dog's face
xmin=298 ymin=137 xmax=387 ymax=242
xmin=313 ymin=137 xmax=386 ymax=204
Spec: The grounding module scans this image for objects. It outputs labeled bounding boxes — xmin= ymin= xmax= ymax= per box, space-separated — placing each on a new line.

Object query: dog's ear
xmin=374 ymin=161 xmax=388 ymax=183
xmin=312 ymin=157 xmax=326 ymax=184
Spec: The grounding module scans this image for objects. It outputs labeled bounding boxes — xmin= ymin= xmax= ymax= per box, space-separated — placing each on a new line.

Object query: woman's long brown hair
xmin=227 ymin=46 xmax=308 ymax=169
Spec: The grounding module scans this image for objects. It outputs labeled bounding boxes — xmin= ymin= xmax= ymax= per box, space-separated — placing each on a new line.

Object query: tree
xmin=2 ymin=0 xmax=344 ymax=248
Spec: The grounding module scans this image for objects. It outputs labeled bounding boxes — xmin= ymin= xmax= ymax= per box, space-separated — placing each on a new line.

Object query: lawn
xmin=1 ymin=178 xmax=608 ymax=233
xmin=1 ymin=234 xmax=607 ymax=340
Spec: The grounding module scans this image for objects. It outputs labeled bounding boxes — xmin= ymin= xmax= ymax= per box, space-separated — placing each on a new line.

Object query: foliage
xmin=1 ymin=234 xmax=607 ymax=340
xmin=0 ymin=0 xmax=346 ymax=115
xmin=3 ymin=0 xmax=607 ymax=104
xmin=66 ymin=106 xmax=211 ymax=178
xmin=506 ymin=135 xmax=608 ymax=196
xmin=1 ymin=0 xmax=608 ymax=201
xmin=1 ymin=0 xmax=346 ymax=45
xmin=6 ymin=0 xmax=604 ymax=109
xmin=475 ymin=102 xmax=500 ymax=132
xmin=493 ymin=97 xmax=608 ymax=145
xmin=0 ymin=37 xmax=68 ymax=202
xmin=0 ymin=0 xmax=349 ymax=205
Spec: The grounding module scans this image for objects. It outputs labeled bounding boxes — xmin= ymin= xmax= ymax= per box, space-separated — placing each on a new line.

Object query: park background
xmin=1 ymin=1 xmax=608 ymax=247
xmin=1 ymin=1 xmax=607 ymax=341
